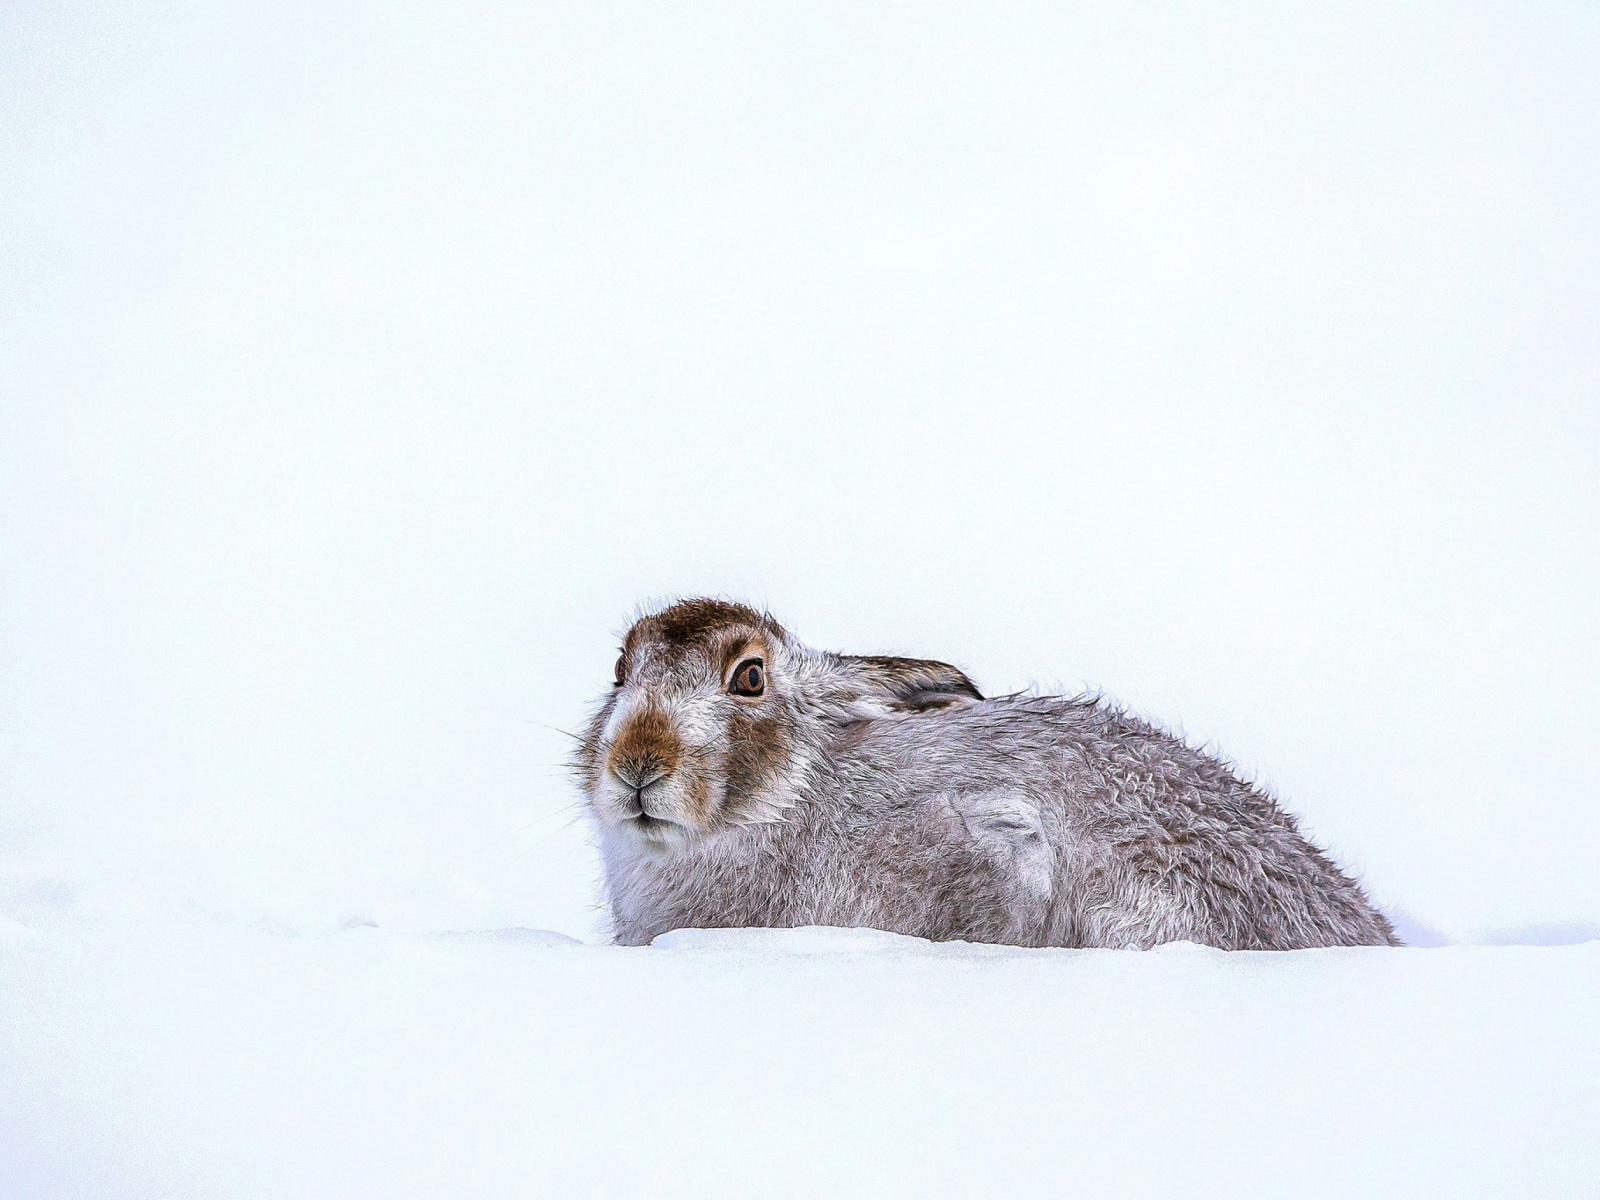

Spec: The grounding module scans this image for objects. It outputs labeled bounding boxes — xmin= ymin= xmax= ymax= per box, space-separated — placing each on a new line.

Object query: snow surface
xmin=2 ymin=906 xmax=1596 ymax=1200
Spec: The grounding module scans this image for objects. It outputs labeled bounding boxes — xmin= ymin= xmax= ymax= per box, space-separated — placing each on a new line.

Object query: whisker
xmin=536 ymin=724 xmax=589 ymax=743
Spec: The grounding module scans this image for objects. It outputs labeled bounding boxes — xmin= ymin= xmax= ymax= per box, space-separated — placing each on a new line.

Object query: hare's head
xmin=576 ymin=599 xmax=982 ymax=853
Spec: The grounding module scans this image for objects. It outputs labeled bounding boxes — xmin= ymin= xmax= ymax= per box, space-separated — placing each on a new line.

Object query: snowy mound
xmin=3 ymin=913 xmax=1596 ymax=1199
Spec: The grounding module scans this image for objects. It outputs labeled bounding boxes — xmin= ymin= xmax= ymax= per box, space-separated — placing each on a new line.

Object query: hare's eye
xmin=613 ymin=655 xmax=626 ymax=687
xmin=729 ymin=658 xmax=765 ymax=697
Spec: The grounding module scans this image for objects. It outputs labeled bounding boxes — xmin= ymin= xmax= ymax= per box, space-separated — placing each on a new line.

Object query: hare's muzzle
xmin=606 ymin=706 xmax=683 ymax=815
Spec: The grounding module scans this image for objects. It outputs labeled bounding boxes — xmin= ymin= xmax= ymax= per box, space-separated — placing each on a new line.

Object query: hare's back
xmin=854 ymin=694 xmax=1286 ymax=832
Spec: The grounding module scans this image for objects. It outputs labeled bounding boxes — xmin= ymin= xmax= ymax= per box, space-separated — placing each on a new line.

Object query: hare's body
xmin=600 ymin=694 xmax=1395 ymax=948
xmin=580 ymin=600 xmax=1398 ymax=950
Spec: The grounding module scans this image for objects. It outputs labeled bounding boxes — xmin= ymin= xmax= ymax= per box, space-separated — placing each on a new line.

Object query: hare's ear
xmin=842 ymin=655 xmax=983 ymax=714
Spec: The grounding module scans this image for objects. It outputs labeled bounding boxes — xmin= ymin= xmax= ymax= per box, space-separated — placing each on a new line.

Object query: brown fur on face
xmin=622 ymin=600 xmax=786 ymax=667
xmin=607 ymin=705 xmax=682 ymax=788
xmin=725 ymin=708 xmax=793 ymax=800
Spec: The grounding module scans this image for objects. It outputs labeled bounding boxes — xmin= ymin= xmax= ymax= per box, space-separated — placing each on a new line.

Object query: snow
xmin=5 ymin=4 xmax=1600 ymax=1195
xmin=2 ymin=907 xmax=1596 ymax=1200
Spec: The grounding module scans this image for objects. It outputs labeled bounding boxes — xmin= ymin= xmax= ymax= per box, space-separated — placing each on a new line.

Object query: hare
xmin=575 ymin=599 xmax=1399 ymax=949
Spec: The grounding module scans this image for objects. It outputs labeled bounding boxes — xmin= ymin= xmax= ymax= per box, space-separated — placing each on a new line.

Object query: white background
xmin=4 ymin=2 xmax=1598 ymax=945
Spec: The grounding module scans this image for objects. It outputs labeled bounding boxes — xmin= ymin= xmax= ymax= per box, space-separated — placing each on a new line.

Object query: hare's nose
xmin=608 ymin=707 xmax=683 ymax=792
xmin=612 ymin=760 xmax=669 ymax=790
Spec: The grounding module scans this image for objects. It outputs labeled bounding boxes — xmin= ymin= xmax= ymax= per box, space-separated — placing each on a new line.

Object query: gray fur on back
xmin=577 ymin=599 xmax=1399 ymax=950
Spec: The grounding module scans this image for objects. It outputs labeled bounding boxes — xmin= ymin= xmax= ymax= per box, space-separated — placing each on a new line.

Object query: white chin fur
xmin=608 ymin=813 xmax=698 ymax=855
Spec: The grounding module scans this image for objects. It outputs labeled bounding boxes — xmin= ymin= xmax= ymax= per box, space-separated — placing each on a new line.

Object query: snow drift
xmin=2 ymin=908 xmax=1595 ymax=1199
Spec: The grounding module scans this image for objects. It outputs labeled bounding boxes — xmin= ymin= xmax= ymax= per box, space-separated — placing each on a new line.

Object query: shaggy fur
xmin=576 ymin=599 xmax=1399 ymax=950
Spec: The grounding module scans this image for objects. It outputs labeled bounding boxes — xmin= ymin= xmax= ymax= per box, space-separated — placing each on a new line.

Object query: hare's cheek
xmin=724 ymin=712 xmax=792 ymax=798
xmin=680 ymin=771 xmax=718 ymax=827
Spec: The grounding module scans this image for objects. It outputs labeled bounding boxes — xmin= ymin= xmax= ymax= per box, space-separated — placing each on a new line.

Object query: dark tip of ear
xmin=896 ymin=691 xmax=978 ymax=713
xmin=843 ymin=655 xmax=983 ymax=713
